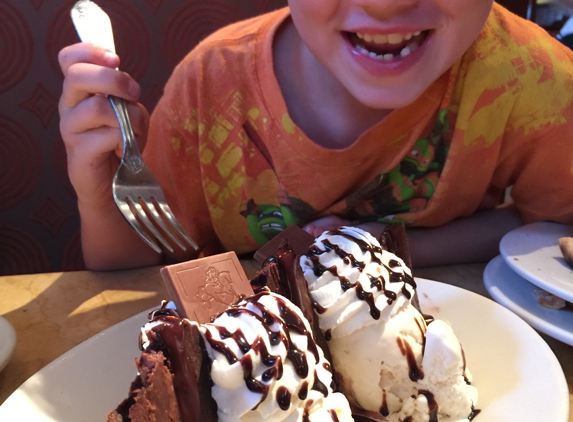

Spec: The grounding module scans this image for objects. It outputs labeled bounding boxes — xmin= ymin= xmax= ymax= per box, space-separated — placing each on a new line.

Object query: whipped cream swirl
xmin=300 ymin=226 xmax=416 ymax=338
xmin=201 ymin=291 xmax=352 ymax=422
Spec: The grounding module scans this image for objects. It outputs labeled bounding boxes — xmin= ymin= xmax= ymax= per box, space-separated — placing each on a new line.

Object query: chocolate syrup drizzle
xmin=306 ymin=228 xmax=416 ymax=320
xmin=468 ymin=405 xmax=482 ymax=420
xmin=201 ymin=291 xmax=333 ymax=412
xmin=380 ymin=390 xmax=389 ymax=417
xmin=396 ymin=336 xmax=425 ymax=382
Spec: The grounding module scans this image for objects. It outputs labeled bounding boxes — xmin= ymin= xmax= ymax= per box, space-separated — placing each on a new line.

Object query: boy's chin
xmin=354 ymin=90 xmax=425 ymax=111
xmin=347 ymin=80 xmax=436 ymax=111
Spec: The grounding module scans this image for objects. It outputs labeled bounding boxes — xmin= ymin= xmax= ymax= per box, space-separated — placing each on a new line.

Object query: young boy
xmin=58 ymin=0 xmax=573 ymax=271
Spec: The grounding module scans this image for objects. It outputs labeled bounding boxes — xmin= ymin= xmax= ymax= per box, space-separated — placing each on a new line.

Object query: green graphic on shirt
xmin=240 ymin=195 xmax=316 ymax=246
xmin=345 ymin=109 xmax=451 ymax=223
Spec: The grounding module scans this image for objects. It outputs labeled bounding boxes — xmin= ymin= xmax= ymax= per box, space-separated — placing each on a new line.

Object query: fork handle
xmin=110 ymin=96 xmax=144 ymax=173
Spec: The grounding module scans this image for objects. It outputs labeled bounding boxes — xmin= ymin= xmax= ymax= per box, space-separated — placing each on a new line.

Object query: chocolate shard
xmin=254 ymin=224 xmax=315 ymax=264
xmin=160 ymin=251 xmax=254 ymax=323
xmin=379 ymin=223 xmax=421 ymax=311
xmin=251 ymin=239 xmax=315 ymax=326
xmin=379 ymin=223 xmax=412 ymax=270
xmin=250 ymin=239 xmax=338 ymax=390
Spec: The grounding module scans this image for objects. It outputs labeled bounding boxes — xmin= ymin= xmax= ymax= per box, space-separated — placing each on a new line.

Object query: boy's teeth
xmin=353 ymin=30 xmax=425 ymax=61
xmin=356 ymin=31 xmax=418 ymax=45
xmin=373 ymin=34 xmax=387 ymax=44
xmin=387 ymin=33 xmax=404 ymax=44
xmin=356 ymin=40 xmax=420 ymax=61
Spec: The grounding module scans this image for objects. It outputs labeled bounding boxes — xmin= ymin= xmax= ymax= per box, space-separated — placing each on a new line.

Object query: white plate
xmin=484 ymin=255 xmax=573 ymax=346
xmin=0 ymin=316 xmax=16 ymax=373
xmin=500 ymin=221 xmax=573 ymax=302
xmin=0 ymin=280 xmax=569 ymax=421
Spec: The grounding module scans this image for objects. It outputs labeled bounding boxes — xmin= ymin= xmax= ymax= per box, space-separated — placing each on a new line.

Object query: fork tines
xmin=121 ymin=196 xmax=199 ymax=255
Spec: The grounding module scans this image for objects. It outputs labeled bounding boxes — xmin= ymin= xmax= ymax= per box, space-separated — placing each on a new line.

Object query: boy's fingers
xmin=60 ymin=94 xmax=119 ymax=135
xmin=67 ymin=126 xmax=124 ymax=157
xmin=61 ymin=62 xmax=140 ymax=109
xmin=129 ymin=102 xmax=150 ymax=138
xmin=58 ymin=43 xmax=119 ymax=75
xmin=61 ymin=99 xmax=149 ymax=161
xmin=61 ymin=95 xmax=148 ymax=138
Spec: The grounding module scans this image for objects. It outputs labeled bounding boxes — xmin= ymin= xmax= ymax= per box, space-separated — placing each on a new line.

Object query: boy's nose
xmin=356 ymin=0 xmax=420 ymax=20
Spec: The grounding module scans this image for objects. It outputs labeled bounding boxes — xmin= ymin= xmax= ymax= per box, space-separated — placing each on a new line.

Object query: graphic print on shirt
xmin=240 ymin=122 xmax=317 ymax=245
xmin=344 ymin=109 xmax=451 ymax=223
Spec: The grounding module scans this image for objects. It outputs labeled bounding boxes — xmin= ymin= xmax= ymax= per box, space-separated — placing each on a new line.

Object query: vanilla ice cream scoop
xmin=300 ymin=227 xmax=478 ymax=422
xmin=201 ymin=291 xmax=353 ymax=422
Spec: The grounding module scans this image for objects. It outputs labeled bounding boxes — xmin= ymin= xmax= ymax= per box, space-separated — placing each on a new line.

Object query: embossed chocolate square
xmin=160 ymin=252 xmax=254 ymax=323
xmin=253 ymin=224 xmax=315 ymax=264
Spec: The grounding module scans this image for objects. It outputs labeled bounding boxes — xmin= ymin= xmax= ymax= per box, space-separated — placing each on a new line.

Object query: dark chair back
xmin=497 ymin=0 xmax=537 ymax=20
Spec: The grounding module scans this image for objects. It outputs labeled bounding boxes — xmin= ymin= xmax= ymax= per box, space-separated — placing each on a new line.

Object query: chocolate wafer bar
xmin=160 ymin=251 xmax=254 ymax=323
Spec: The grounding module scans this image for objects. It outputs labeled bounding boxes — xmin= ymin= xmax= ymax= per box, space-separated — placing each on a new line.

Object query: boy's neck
xmin=273 ymin=19 xmax=392 ymax=150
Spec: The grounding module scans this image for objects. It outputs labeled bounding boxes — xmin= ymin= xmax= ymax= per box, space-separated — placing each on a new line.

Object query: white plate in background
xmin=0 ymin=316 xmax=16 ymax=373
xmin=0 ymin=279 xmax=569 ymax=421
xmin=500 ymin=221 xmax=573 ymax=302
xmin=484 ymin=255 xmax=573 ymax=346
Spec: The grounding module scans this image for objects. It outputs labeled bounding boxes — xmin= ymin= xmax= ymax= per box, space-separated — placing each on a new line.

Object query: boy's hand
xmin=58 ymin=42 xmax=150 ymax=210
xmin=303 ymin=215 xmax=351 ymax=237
xmin=303 ymin=215 xmax=388 ymax=241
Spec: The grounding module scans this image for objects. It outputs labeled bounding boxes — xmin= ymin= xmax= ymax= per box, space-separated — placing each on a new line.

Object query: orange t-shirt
xmin=145 ymin=4 xmax=573 ymax=254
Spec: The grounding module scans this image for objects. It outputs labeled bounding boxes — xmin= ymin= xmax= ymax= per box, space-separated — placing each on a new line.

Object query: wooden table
xmin=0 ymin=261 xmax=571 ymax=420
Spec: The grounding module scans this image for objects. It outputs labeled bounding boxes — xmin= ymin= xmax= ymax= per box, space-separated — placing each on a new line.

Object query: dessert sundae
xmin=109 ymin=225 xmax=479 ymax=422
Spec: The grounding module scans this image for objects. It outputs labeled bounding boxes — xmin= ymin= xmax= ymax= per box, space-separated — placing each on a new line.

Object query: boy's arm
xmin=79 ymin=200 xmax=162 ymax=271
xmin=403 ymin=204 xmax=523 ymax=268
xmin=304 ymin=205 xmax=523 ymax=268
xmin=357 ymin=204 xmax=522 ymax=267
xmin=59 ymin=43 xmax=164 ymax=270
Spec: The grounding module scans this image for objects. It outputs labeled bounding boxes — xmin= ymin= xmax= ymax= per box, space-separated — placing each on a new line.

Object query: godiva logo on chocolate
xmin=160 ymin=251 xmax=254 ymax=323
xmin=196 ymin=266 xmax=238 ymax=309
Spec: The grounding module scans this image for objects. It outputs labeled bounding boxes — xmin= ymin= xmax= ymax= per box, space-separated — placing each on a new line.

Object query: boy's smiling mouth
xmin=346 ymin=30 xmax=430 ymax=61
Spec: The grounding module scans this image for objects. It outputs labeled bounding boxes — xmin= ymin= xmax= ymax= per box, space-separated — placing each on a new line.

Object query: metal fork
xmin=71 ymin=0 xmax=199 ymax=255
